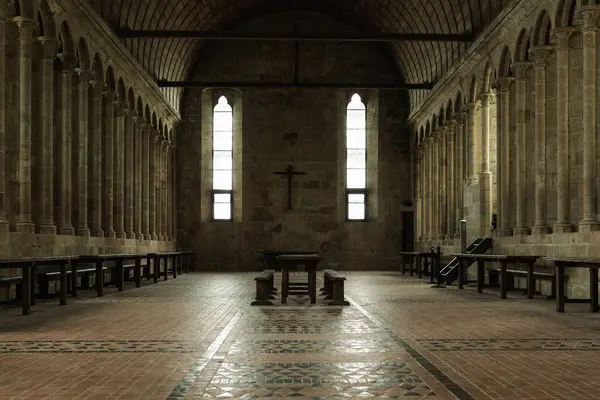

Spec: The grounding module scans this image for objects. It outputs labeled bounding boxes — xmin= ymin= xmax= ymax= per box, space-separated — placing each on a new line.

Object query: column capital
xmin=444 ymin=119 xmax=457 ymax=130
xmin=494 ymin=77 xmax=514 ymax=93
xmin=0 ymin=3 xmax=6 ymax=21
xmin=57 ymin=53 xmax=78 ymax=72
xmin=36 ymin=36 xmax=59 ymax=59
xmin=75 ymin=69 xmax=92 ymax=86
xmin=454 ymin=111 xmax=467 ymax=123
xmin=102 ymin=90 xmax=118 ymax=105
xmin=577 ymin=5 xmax=600 ymax=32
xmin=90 ymin=80 xmax=106 ymax=92
xmin=529 ymin=45 xmax=554 ymax=66
xmin=511 ymin=61 xmax=533 ymax=80
xmin=12 ymin=17 xmax=36 ymax=35
xmin=551 ymin=27 xmax=578 ymax=50
xmin=478 ymin=92 xmax=493 ymax=106
xmin=464 ymin=100 xmax=481 ymax=113
xmin=115 ymin=102 xmax=129 ymax=117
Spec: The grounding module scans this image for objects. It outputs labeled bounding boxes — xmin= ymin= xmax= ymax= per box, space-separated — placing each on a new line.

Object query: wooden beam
xmin=117 ymin=28 xmax=474 ymax=42
xmin=156 ymin=80 xmax=434 ymax=90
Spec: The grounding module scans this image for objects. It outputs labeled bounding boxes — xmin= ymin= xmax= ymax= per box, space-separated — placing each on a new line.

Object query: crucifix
xmin=273 ymin=164 xmax=306 ymax=210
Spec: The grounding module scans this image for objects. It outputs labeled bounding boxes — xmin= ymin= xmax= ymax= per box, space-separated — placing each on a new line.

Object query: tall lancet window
xmin=212 ymin=96 xmax=233 ymax=220
xmin=346 ymin=94 xmax=367 ymax=220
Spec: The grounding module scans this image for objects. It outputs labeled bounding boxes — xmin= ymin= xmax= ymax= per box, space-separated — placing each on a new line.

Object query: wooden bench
xmin=549 ymin=258 xmax=600 ymax=313
xmin=251 ymin=269 xmax=276 ymax=306
xmin=489 ymin=267 xmax=561 ymax=299
xmin=451 ymin=253 xmax=542 ymax=299
xmin=322 ymin=269 xmax=350 ymax=306
xmin=75 ymin=254 xmax=146 ymax=297
xmin=0 ymin=275 xmax=23 ymax=304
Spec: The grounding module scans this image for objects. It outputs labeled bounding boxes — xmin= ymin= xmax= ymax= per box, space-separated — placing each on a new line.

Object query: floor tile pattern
xmin=2 ymin=271 xmax=600 ymax=399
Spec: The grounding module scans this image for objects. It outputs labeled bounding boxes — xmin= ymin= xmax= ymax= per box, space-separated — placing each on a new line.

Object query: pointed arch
xmin=438 ymin=107 xmax=445 ymax=126
xmin=533 ymin=10 xmax=553 ymax=46
xmin=137 ymin=96 xmax=144 ymax=117
xmin=454 ymin=91 xmax=463 ymax=113
xmin=105 ymin=66 xmax=116 ymax=91
xmin=58 ymin=21 xmax=75 ymax=55
xmin=468 ymin=75 xmax=479 ymax=103
xmin=38 ymin=0 xmax=57 ymax=38
xmin=425 ymin=120 xmax=431 ymax=137
xmin=91 ymin=53 xmax=104 ymax=82
xmin=431 ymin=114 xmax=438 ymax=132
xmin=498 ymin=46 xmax=513 ymax=77
xmin=117 ymin=78 xmax=127 ymax=104
xmin=556 ymin=0 xmax=578 ymax=27
xmin=446 ymin=99 xmax=454 ymax=120
xmin=514 ymin=29 xmax=531 ymax=62
xmin=77 ymin=38 xmax=91 ymax=71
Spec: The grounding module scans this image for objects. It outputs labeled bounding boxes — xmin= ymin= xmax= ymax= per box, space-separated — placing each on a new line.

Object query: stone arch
xmin=468 ymin=75 xmax=478 ymax=103
xmin=152 ymin=112 xmax=158 ymax=128
xmin=446 ymin=99 xmax=454 ymax=121
xmin=38 ymin=0 xmax=57 ymax=38
xmin=481 ymin=62 xmax=494 ymax=93
xmin=419 ymin=126 xmax=425 ymax=143
xmin=498 ymin=46 xmax=513 ymax=77
xmin=556 ymin=0 xmax=578 ymax=27
xmin=425 ymin=120 xmax=431 ymax=137
xmin=145 ymin=105 xmax=152 ymax=123
xmin=77 ymin=38 xmax=91 ymax=71
xmin=137 ymin=96 xmax=144 ymax=118
xmin=14 ymin=0 xmax=37 ymax=18
xmin=159 ymin=118 xmax=164 ymax=138
xmin=438 ymin=107 xmax=445 ymax=126
xmin=58 ymin=21 xmax=75 ymax=55
xmin=91 ymin=53 xmax=104 ymax=82
xmin=127 ymin=87 xmax=135 ymax=110
xmin=533 ymin=10 xmax=553 ymax=46
xmin=105 ymin=66 xmax=116 ymax=91
xmin=454 ymin=91 xmax=463 ymax=113
xmin=514 ymin=28 xmax=531 ymax=62
xmin=117 ymin=78 xmax=127 ymax=104
xmin=431 ymin=114 xmax=438 ymax=132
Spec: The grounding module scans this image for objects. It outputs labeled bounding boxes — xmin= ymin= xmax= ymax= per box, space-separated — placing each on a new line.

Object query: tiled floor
xmin=1 ymin=272 xmax=600 ymax=399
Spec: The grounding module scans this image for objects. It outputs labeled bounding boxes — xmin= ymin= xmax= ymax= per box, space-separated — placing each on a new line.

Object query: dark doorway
xmin=401 ymin=211 xmax=414 ymax=251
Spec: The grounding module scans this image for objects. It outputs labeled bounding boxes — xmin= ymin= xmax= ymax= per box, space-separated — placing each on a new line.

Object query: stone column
xmin=125 ymin=108 xmax=135 ymax=239
xmin=439 ymin=127 xmax=447 ymax=239
xmin=134 ymin=116 xmax=143 ymax=239
xmin=142 ymin=123 xmax=151 ymax=239
xmin=171 ymin=143 xmax=177 ymax=241
xmin=74 ymin=69 xmax=91 ymax=237
xmin=465 ymin=101 xmax=481 ymax=184
xmin=161 ymin=139 xmax=168 ymax=240
xmin=155 ymin=136 xmax=163 ymax=241
xmin=56 ymin=53 xmax=77 ymax=236
xmin=415 ymin=144 xmax=423 ymax=240
xmin=495 ymin=77 xmax=514 ymax=236
xmin=114 ymin=103 xmax=126 ymax=238
xmin=166 ymin=142 xmax=172 ymax=240
xmin=0 ymin=3 xmax=7 ymax=231
xmin=102 ymin=91 xmax=116 ymax=238
xmin=432 ymin=131 xmax=440 ymax=239
xmin=454 ymin=112 xmax=465 ymax=237
xmin=89 ymin=81 xmax=104 ymax=237
xmin=529 ymin=46 xmax=553 ymax=235
xmin=578 ymin=7 xmax=600 ymax=231
xmin=149 ymin=130 xmax=158 ymax=240
xmin=14 ymin=18 xmax=36 ymax=233
xmin=423 ymin=137 xmax=430 ymax=239
xmin=552 ymin=28 xmax=577 ymax=233
xmin=36 ymin=37 xmax=58 ymax=234
xmin=512 ymin=62 xmax=532 ymax=235
xmin=446 ymin=121 xmax=456 ymax=239
xmin=479 ymin=92 xmax=493 ymax=237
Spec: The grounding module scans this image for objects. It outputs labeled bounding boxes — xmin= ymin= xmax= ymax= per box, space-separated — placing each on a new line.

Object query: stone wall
xmin=177 ymin=11 xmax=412 ymax=270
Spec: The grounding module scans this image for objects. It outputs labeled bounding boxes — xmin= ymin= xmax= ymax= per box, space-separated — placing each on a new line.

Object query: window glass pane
xmin=213 ymin=170 xmax=233 ymax=190
xmin=214 ymin=202 xmax=231 ymax=220
xmin=213 ymin=150 xmax=233 ymax=170
xmin=348 ymin=202 xmax=365 ymax=220
xmin=348 ymin=193 xmax=365 ymax=203
xmin=346 ymin=109 xmax=366 ymax=130
xmin=346 ymin=129 xmax=366 ymax=149
xmin=347 ymin=149 xmax=366 ymax=169
xmin=347 ymin=168 xmax=366 ymax=189
xmin=213 ymin=111 xmax=233 ymax=132
xmin=213 ymin=132 xmax=233 ymax=151
xmin=214 ymin=193 xmax=231 ymax=203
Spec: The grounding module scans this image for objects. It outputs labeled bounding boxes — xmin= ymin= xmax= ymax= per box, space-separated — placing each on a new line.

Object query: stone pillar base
xmin=76 ymin=228 xmax=90 ymax=238
xmin=116 ymin=231 xmax=127 ymax=239
xmin=39 ymin=225 xmax=56 ymax=235
xmin=496 ymin=229 xmax=513 ymax=237
xmin=136 ymin=233 xmax=145 ymax=240
xmin=467 ymin=175 xmax=479 ymax=185
xmin=579 ymin=220 xmax=600 ymax=232
xmin=105 ymin=230 xmax=116 ymax=238
xmin=445 ymin=233 xmax=455 ymax=240
xmin=58 ymin=226 xmax=75 ymax=235
xmin=553 ymin=223 xmax=573 ymax=234
xmin=126 ymin=232 xmax=136 ymax=239
xmin=532 ymin=226 xmax=551 ymax=235
xmin=144 ymin=233 xmax=152 ymax=240
xmin=90 ymin=229 xmax=104 ymax=238
xmin=15 ymin=222 xmax=35 ymax=234
xmin=513 ymin=227 xmax=529 ymax=236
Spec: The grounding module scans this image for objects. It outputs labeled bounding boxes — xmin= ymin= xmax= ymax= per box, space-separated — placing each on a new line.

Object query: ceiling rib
xmin=116 ymin=28 xmax=475 ymax=42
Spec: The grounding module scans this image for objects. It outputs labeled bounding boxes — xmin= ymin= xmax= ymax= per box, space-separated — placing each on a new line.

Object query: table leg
xmin=401 ymin=255 xmax=406 ymax=275
xmin=458 ymin=259 xmax=464 ymax=290
xmin=477 ymin=260 xmax=484 ymax=293
xmin=282 ymin=266 xmax=288 ymax=304
xmin=96 ymin=261 xmax=104 ymax=297
xmin=134 ymin=257 xmax=141 ymax=288
xmin=154 ymin=256 xmax=159 ymax=283
xmin=30 ymin=265 xmax=36 ymax=306
xmin=556 ymin=265 xmax=565 ymax=313
xmin=500 ymin=261 xmax=507 ymax=299
xmin=418 ymin=256 xmax=423 ymax=279
xmin=172 ymin=255 xmax=177 ymax=278
xmin=22 ymin=266 xmax=31 ymax=315
xmin=430 ymin=256 xmax=435 ymax=284
xmin=59 ymin=263 xmax=67 ymax=306
xmin=163 ymin=256 xmax=168 ymax=281
xmin=590 ymin=267 xmax=599 ymax=313
xmin=527 ymin=262 xmax=535 ymax=299
xmin=310 ymin=266 xmax=316 ymax=304
xmin=116 ymin=259 xmax=124 ymax=292
xmin=71 ymin=260 xmax=78 ymax=297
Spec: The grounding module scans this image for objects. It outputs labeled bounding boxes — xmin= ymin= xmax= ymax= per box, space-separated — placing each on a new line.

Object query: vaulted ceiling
xmin=85 ymin=0 xmax=511 ymax=113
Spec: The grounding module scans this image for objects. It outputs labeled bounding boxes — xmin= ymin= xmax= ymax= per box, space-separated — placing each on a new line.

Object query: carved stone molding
xmin=551 ymin=27 xmax=578 ymax=50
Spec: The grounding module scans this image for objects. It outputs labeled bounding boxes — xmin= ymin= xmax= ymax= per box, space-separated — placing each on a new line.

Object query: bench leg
xmin=328 ymin=281 xmax=350 ymax=306
xmin=500 ymin=261 xmax=508 ymax=299
xmin=135 ymin=258 xmax=142 ymax=288
xmin=251 ymin=280 xmax=274 ymax=306
xmin=458 ymin=259 xmax=464 ymax=289
xmin=154 ymin=257 xmax=160 ymax=283
xmin=401 ymin=256 xmax=406 ymax=275
xmin=476 ymin=260 xmax=484 ymax=293
xmin=59 ymin=264 xmax=67 ymax=306
xmin=590 ymin=268 xmax=599 ymax=313
xmin=527 ymin=263 xmax=535 ymax=299
xmin=96 ymin=262 xmax=104 ymax=297
xmin=71 ymin=261 xmax=78 ymax=297
xmin=22 ymin=267 xmax=32 ymax=315
xmin=556 ymin=266 xmax=565 ymax=313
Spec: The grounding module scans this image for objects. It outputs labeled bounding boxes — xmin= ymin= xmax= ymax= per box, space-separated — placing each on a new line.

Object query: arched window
xmin=212 ymin=96 xmax=233 ymax=220
xmin=346 ymin=93 xmax=367 ymax=220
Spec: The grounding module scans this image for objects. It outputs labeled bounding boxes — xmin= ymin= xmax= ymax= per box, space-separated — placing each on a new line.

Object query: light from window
xmin=213 ymin=96 xmax=233 ymax=220
xmin=346 ymin=93 xmax=367 ymax=220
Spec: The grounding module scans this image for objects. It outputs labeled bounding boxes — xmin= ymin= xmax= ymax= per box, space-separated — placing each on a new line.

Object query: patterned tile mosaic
xmin=228 ymin=339 xmax=394 ymax=355
xmin=0 ymin=340 xmax=204 ymax=353
xmin=416 ymin=338 xmax=600 ymax=351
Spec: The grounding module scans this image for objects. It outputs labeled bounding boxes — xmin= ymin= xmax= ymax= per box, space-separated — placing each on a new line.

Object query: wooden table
xmin=451 ymin=254 xmax=541 ymax=298
xmin=399 ymin=251 xmax=435 ymax=279
xmin=277 ymin=254 xmax=321 ymax=304
xmin=77 ymin=254 xmax=145 ymax=297
xmin=549 ymin=258 xmax=600 ymax=313
xmin=262 ymin=250 xmax=317 ymax=270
